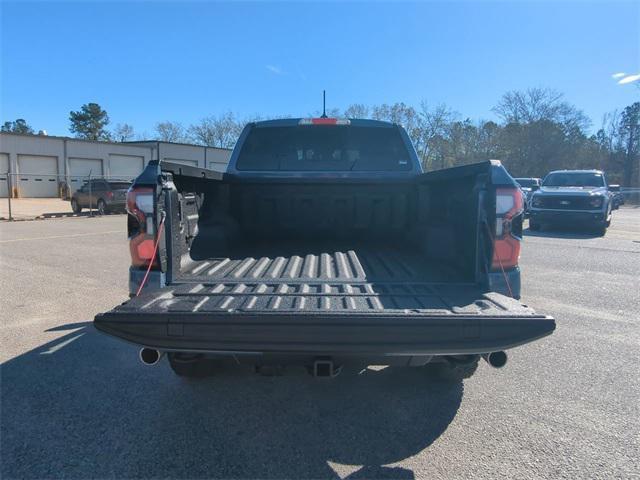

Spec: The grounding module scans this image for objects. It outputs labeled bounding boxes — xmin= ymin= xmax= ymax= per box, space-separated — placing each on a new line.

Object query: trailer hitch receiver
xmin=312 ymin=358 xmax=342 ymax=378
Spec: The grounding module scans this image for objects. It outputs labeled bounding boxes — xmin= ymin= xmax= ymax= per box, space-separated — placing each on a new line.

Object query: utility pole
xmin=6 ymin=173 xmax=12 ymax=221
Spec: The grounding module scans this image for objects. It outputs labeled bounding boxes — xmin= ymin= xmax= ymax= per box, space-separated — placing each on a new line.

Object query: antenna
xmin=321 ymin=90 xmax=327 ymax=118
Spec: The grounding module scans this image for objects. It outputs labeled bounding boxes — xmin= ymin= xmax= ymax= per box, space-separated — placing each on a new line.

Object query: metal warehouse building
xmin=0 ymin=132 xmax=232 ymax=198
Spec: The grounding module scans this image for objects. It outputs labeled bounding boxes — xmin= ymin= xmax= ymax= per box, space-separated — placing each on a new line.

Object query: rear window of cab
xmin=236 ymin=125 xmax=412 ymax=172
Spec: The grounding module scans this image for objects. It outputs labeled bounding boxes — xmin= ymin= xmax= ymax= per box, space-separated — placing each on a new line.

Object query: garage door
xmin=110 ymin=154 xmax=144 ymax=179
xmin=17 ymin=155 xmax=59 ymax=197
xmin=69 ymin=158 xmax=104 ymax=192
xmin=0 ymin=153 xmax=8 ymax=197
xmin=208 ymin=161 xmax=227 ymax=172
xmin=164 ymin=158 xmax=199 ymax=167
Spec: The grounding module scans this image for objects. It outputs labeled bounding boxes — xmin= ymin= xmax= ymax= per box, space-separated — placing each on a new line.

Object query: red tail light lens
xmin=492 ymin=188 xmax=524 ymax=270
xmin=126 ymin=187 xmax=158 ymax=268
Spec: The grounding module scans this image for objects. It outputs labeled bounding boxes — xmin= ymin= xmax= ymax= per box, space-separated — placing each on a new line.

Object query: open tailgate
xmin=95 ymin=282 xmax=555 ymax=355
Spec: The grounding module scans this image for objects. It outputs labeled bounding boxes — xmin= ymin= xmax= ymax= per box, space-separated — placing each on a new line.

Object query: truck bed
xmin=95 ymin=243 xmax=555 ymax=355
xmin=95 ymin=156 xmax=555 ymax=357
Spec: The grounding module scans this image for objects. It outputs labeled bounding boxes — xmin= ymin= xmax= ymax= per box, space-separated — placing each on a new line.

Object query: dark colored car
xmin=528 ymin=170 xmax=615 ymax=235
xmin=514 ymin=177 xmax=541 ymax=214
xmin=611 ymin=187 xmax=624 ymax=209
xmin=70 ymin=179 xmax=132 ymax=215
xmin=95 ymin=118 xmax=554 ymax=380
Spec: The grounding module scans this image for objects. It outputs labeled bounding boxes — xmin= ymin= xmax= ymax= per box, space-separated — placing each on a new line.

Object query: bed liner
xmin=177 ymin=246 xmax=466 ymax=285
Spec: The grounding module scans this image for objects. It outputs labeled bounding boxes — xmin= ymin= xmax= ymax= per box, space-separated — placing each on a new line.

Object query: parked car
xmin=95 ymin=118 xmax=555 ymax=380
xmin=528 ymin=170 xmax=616 ymax=235
xmin=611 ymin=186 xmax=624 ymax=209
xmin=514 ymin=177 xmax=541 ymax=214
xmin=71 ymin=179 xmax=132 ymax=215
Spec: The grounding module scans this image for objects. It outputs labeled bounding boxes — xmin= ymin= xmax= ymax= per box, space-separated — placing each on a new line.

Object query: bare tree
xmin=598 ymin=110 xmax=620 ymax=152
xmin=493 ymin=87 xmax=590 ymax=131
xmin=619 ymin=102 xmax=640 ymax=186
xmin=113 ymin=123 xmax=135 ymax=142
xmin=371 ymin=102 xmax=417 ymax=125
xmin=155 ymin=121 xmax=186 ymax=143
xmin=371 ymin=102 xmax=422 ymax=150
xmin=188 ymin=112 xmax=242 ymax=148
xmin=310 ymin=107 xmax=341 ymax=118
xmin=344 ymin=104 xmax=370 ymax=119
xmin=477 ymin=120 xmax=501 ymax=159
xmin=418 ymin=102 xmax=457 ymax=169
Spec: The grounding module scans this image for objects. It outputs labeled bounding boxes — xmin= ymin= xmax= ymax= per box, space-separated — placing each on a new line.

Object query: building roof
xmin=124 ymin=140 xmax=232 ymax=151
xmin=0 ymin=131 xmax=230 ymax=151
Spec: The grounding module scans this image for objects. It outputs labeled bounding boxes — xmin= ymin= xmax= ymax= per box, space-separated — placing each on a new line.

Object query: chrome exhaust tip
xmin=139 ymin=348 xmax=164 ymax=366
xmin=482 ymin=351 xmax=508 ymax=368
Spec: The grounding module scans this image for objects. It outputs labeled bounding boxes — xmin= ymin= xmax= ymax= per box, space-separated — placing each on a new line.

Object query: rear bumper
xmin=94 ymin=310 xmax=555 ymax=356
xmin=529 ymin=208 xmax=607 ymax=225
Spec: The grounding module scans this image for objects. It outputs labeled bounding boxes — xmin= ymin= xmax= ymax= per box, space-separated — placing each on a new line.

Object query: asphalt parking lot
xmin=1 ymin=209 xmax=639 ymax=479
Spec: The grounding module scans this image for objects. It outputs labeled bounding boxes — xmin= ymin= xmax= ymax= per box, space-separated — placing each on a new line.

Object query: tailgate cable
xmin=136 ymin=211 xmax=166 ymax=297
xmin=483 ymin=221 xmax=514 ymax=298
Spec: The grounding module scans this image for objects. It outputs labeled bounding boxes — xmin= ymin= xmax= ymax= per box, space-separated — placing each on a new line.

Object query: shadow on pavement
xmin=1 ymin=323 xmax=464 ymax=479
xmin=45 ymin=321 xmax=93 ymax=332
xmin=344 ymin=465 xmax=415 ymax=479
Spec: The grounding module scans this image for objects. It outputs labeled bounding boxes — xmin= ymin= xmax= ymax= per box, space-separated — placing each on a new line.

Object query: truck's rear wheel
xmin=428 ymin=356 xmax=479 ymax=381
xmin=168 ymin=352 xmax=212 ymax=378
xmin=71 ymin=198 xmax=82 ymax=214
xmin=528 ymin=220 xmax=540 ymax=231
xmin=97 ymin=199 xmax=107 ymax=216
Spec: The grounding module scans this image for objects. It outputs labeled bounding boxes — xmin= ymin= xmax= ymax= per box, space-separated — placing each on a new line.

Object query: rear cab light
xmin=492 ymin=187 xmax=524 ymax=271
xmin=126 ymin=186 xmax=159 ymax=268
xmin=298 ymin=118 xmax=351 ymax=125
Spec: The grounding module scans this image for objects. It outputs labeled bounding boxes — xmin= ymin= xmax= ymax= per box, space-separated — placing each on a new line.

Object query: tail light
xmin=492 ymin=188 xmax=524 ymax=270
xmin=126 ymin=187 xmax=158 ymax=268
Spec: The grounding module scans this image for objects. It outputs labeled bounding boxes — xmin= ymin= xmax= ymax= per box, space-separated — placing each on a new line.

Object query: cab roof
xmin=547 ymin=169 xmax=603 ymax=174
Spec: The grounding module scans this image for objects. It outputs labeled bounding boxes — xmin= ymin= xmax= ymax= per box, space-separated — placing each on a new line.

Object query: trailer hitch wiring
xmin=135 ymin=211 xmax=166 ymax=297
xmin=483 ymin=221 xmax=514 ymax=299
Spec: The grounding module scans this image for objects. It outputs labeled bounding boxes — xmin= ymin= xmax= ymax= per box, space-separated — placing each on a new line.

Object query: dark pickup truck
xmin=529 ymin=169 xmax=619 ymax=235
xmin=95 ymin=118 xmax=555 ymax=379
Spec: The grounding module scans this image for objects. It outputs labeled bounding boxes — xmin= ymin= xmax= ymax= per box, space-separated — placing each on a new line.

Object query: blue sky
xmin=1 ymin=1 xmax=638 ymax=137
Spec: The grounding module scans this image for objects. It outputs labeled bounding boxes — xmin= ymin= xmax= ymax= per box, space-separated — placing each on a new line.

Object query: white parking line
xmin=40 ymin=333 xmax=85 ymax=355
xmin=0 ymin=230 xmax=123 ymax=243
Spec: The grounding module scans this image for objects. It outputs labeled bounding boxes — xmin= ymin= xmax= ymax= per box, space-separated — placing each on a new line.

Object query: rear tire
xmin=528 ymin=220 xmax=540 ymax=231
xmin=168 ymin=352 xmax=212 ymax=378
xmin=428 ymin=356 xmax=479 ymax=381
xmin=97 ymin=199 xmax=107 ymax=216
xmin=71 ymin=198 xmax=82 ymax=214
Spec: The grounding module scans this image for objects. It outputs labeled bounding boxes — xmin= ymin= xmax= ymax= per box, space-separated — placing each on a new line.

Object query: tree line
xmin=2 ymin=88 xmax=638 ymax=186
